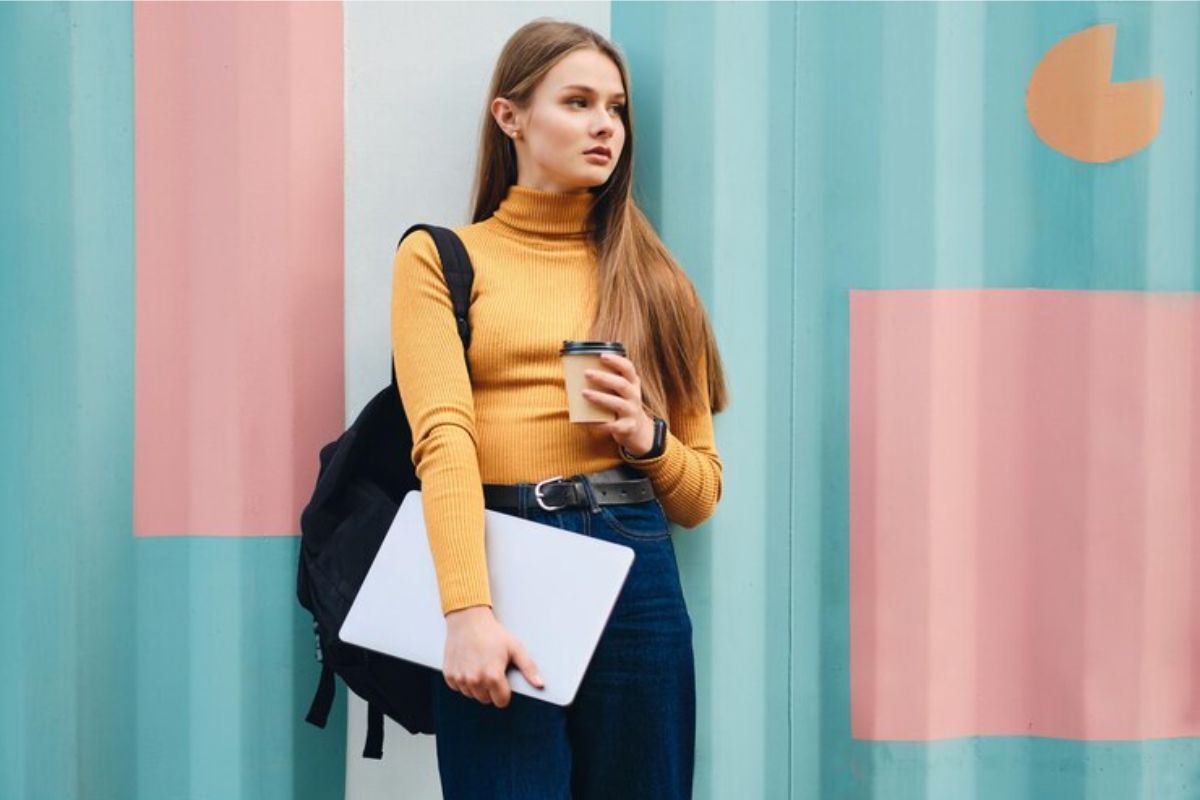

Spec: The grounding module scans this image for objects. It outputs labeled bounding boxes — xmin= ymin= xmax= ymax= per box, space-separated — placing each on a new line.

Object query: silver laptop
xmin=339 ymin=489 xmax=635 ymax=706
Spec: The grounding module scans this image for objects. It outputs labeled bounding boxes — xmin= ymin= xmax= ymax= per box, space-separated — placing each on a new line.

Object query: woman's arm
xmin=392 ymin=230 xmax=492 ymax=615
xmin=620 ymin=346 xmax=723 ymax=528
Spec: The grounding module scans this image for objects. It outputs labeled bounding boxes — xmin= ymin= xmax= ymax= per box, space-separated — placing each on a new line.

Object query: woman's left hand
xmin=582 ymin=352 xmax=656 ymax=456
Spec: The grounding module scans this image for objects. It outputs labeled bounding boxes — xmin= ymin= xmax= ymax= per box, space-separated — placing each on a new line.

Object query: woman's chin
xmin=576 ymin=169 xmax=613 ymax=189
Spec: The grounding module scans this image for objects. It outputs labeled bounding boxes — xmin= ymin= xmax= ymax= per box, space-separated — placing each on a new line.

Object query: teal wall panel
xmin=617 ymin=3 xmax=797 ymax=798
xmin=614 ymin=2 xmax=1200 ymax=798
xmin=134 ymin=540 xmax=343 ymax=800
xmin=1 ymin=4 xmax=137 ymax=797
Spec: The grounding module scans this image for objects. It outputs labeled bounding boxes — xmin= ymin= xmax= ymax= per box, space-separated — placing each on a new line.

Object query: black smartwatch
xmin=621 ymin=415 xmax=668 ymax=461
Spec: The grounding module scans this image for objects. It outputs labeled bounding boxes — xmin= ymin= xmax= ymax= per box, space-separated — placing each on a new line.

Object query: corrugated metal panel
xmin=0 ymin=3 xmax=344 ymax=799
xmin=6 ymin=2 xmax=1200 ymax=799
xmin=613 ymin=1 xmax=1200 ymax=798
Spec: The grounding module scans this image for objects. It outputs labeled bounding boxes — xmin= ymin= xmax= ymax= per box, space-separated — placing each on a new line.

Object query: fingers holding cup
xmin=561 ymin=341 xmax=628 ymax=423
xmin=597 ymin=351 xmax=641 ymax=393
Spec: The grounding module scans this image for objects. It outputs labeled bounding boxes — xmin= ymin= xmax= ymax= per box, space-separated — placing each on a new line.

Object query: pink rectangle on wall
xmin=134 ymin=2 xmax=344 ymax=536
xmin=850 ymin=288 xmax=1200 ymax=740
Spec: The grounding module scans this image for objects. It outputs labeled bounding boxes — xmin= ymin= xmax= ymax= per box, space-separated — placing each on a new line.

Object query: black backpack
xmin=296 ymin=224 xmax=475 ymax=759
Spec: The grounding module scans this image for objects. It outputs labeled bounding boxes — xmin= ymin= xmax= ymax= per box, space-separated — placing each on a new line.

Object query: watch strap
xmin=621 ymin=416 xmax=667 ymax=461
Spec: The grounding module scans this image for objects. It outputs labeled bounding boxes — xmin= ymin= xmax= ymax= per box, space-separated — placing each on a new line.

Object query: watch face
xmin=651 ymin=417 xmax=666 ymax=454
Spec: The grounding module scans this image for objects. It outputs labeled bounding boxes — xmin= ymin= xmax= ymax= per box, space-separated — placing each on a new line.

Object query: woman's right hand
xmin=442 ymin=605 xmax=544 ymax=707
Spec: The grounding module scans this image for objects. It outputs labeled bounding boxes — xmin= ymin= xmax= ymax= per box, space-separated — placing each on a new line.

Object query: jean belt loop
xmin=578 ymin=473 xmax=602 ymax=514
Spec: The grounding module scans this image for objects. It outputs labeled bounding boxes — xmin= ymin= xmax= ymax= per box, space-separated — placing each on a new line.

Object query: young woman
xmin=391 ymin=17 xmax=728 ymax=799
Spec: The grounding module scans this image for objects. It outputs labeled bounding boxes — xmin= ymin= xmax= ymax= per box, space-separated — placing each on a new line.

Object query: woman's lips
xmin=584 ymin=151 xmax=612 ymax=163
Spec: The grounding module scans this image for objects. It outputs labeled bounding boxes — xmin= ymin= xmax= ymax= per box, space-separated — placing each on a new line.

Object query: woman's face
xmin=494 ymin=48 xmax=627 ymax=194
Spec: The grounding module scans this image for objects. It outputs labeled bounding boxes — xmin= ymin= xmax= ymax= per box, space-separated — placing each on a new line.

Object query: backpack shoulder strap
xmin=363 ymin=701 xmax=385 ymax=759
xmin=391 ymin=224 xmax=476 ymax=386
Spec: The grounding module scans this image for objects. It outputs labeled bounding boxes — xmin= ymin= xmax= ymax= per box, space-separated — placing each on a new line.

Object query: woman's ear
xmin=490 ymin=97 xmax=520 ymax=138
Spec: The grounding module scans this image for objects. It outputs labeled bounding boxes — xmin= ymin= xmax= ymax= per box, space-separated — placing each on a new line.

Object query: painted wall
xmin=0 ymin=3 xmax=344 ymax=799
xmin=4 ymin=2 xmax=1200 ymax=799
xmin=610 ymin=2 xmax=1200 ymax=798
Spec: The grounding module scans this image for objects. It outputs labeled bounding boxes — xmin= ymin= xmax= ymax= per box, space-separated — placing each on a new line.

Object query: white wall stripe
xmin=344 ymin=4 xmax=609 ymax=797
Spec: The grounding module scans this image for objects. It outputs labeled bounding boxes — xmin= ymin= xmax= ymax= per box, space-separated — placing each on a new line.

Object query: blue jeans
xmin=432 ymin=478 xmax=696 ymax=799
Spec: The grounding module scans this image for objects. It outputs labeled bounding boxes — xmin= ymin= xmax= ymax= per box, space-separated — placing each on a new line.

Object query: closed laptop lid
xmin=339 ymin=489 xmax=635 ymax=706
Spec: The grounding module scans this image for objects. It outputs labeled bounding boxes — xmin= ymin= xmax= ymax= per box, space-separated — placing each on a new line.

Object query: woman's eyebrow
xmin=560 ymin=84 xmax=627 ymax=100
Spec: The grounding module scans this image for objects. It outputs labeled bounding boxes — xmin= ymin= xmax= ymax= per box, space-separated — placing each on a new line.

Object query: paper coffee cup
xmin=560 ymin=340 xmax=626 ymax=423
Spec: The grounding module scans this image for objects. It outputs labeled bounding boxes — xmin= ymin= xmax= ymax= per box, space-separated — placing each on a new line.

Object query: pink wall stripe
xmin=133 ymin=2 xmax=344 ymax=537
xmin=850 ymin=289 xmax=1200 ymax=741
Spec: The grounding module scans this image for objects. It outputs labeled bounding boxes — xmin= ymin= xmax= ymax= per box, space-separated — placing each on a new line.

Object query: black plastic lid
xmin=559 ymin=340 xmax=626 ymax=356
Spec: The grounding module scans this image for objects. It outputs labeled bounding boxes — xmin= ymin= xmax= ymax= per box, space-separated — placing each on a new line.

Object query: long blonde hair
xmin=470 ymin=18 xmax=728 ymax=420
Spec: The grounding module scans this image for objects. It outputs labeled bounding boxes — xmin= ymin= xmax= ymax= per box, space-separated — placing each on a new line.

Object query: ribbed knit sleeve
xmin=391 ymin=230 xmax=492 ymax=616
xmin=620 ymin=344 xmax=723 ymax=528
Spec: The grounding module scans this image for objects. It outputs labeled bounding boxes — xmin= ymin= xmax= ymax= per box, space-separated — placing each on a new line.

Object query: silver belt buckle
xmin=534 ymin=475 xmax=570 ymax=511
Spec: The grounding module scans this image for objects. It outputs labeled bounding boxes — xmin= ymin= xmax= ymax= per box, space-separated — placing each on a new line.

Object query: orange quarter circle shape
xmin=1026 ymin=23 xmax=1164 ymax=163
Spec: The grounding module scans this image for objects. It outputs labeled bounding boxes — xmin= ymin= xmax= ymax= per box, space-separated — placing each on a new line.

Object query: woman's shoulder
xmin=395 ymin=225 xmax=438 ymax=264
xmin=396 ymin=219 xmax=478 ymax=251
xmin=395 ymin=218 xmax=504 ymax=271
xmin=450 ymin=218 xmax=503 ymax=246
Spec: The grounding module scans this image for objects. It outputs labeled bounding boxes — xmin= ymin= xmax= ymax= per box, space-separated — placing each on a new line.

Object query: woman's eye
xmin=568 ymin=97 xmax=625 ymax=114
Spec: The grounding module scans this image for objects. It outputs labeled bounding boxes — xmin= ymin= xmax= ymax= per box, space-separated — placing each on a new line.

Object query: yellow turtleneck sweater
xmin=391 ymin=184 xmax=723 ymax=615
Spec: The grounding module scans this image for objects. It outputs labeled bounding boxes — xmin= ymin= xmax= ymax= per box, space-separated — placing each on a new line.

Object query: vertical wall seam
xmin=787 ymin=3 xmax=799 ymax=797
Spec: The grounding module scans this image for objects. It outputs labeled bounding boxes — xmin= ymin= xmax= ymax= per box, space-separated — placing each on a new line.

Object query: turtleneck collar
xmin=490 ymin=183 xmax=596 ymax=239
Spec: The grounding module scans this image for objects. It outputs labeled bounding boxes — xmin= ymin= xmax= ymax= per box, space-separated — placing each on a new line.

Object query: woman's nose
xmin=592 ymin=111 xmax=615 ymax=135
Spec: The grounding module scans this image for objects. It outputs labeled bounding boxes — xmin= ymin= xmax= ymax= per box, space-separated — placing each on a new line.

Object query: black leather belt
xmin=482 ymin=465 xmax=655 ymax=512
